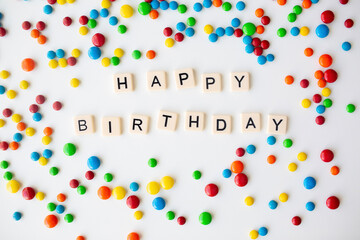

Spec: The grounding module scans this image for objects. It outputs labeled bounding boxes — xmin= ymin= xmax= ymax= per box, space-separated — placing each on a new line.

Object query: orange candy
xmin=304 ymin=48 xmax=313 ymax=57
xmin=146 ymin=50 xmax=156 ymax=59
xmin=213 ymin=0 xmax=222 ymax=7
xmin=277 ymin=0 xmax=287 ymax=5
xmin=43 ymin=127 xmax=53 ymax=136
xmin=149 ymin=10 xmax=159 ymax=19
xmin=285 ymin=75 xmax=294 ymax=85
xmin=57 ymin=193 xmax=66 ymax=202
xmin=302 ymin=0 xmax=312 ymax=9
xmin=9 ymin=141 xmax=19 ymax=150
xmin=330 ymin=166 xmax=340 ymax=175
xmin=76 ymin=236 xmax=85 ymax=240
xmin=44 ymin=214 xmax=58 ymax=228
xmin=267 ymin=155 xmax=276 ymax=164
xmin=30 ymin=29 xmax=40 ymax=38
xmin=255 ymin=8 xmax=264 ymax=18
xmin=21 ymin=58 xmax=36 ymax=72
xmin=17 ymin=122 xmax=26 ymax=131
xmin=317 ymin=79 xmax=327 ymax=88
xmin=319 ymin=54 xmax=332 ymax=68
xmin=38 ymin=35 xmax=47 ymax=44
xmin=314 ymin=70 xmax=324 ymax=80
xmin=97 ymin=186 xmax=111 ymax=200
xmin=127 ymin=232 xmax=140 ymax=240
xmin=230 ymin=161 xmax=244 ymax=173
xmin=256 ymin=25 xmax=265 ymax=34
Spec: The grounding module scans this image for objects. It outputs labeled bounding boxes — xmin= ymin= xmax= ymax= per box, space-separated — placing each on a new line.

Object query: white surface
xmin=0 ymin=0 xmax=359 ymax=239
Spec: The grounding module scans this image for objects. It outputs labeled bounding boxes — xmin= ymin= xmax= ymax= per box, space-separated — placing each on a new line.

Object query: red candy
xmin=260 ymin=40 xmax=270 ymax=49
xmin=36 ymin=95 xmax=46 ymax=104
xmin=300 ymin=79 xmax=309 ymax=88
xmin=163 ymin=27 xmax=173 ymax=37
xmin=0 ymin=141 xmax=9 ymax=151
xmin=234 ymin=173 xmax=248 ymax=187
xmin=36 ymin=21 xmax=46 ymax=31
xmin=234 ymin=28 xmax=243 ymax=38
xmin=79 ymin=16 xmax=89 ymax=25
xmin=321 ymin=149 xmax=334 ymax=162
xmin=205 ymin=183 xmax=219 ymax=197
xmin=47 ymin=0 xmax=57 ymax=4
xmin=63 ymin=17 xmax=72 ymax=26
xmin=324 ymin=69 xmax=338 ymax=83
xmin=261 ymin=16 xmax=270 ymax=25
xmin=292 ymin=216 xmax=301 ymax=226
xmin=177 ymin=216 xmax=186 ymax=225
xmin=236 ymin=147 xmax=245 ymax=157
xmin=321 ymin=10 xmax=335 ymax=24
xmin=0 ymin=27 xmax=6 ymax=37
xmin=126 ymin=195 xmax=140 ymax=209
xmin=69 ymin=179 xmax=79 ymax=188
xmin=52 ymin=101 xmax=62 ymax=111
xmin=22 ymin=21 xmax=32 ymax=30
xmin=3 ymin=108 xmax=12 ymax=117
xmin=92 ymin=33 xmax=106 ymax=47
xmin=315 ymin=116 xmax=325 ymax=125
xmin=252 ymin=38 xmax=261 ymax=47
xmin=85 ymin=170 xmax=95 ymax=180
xmin=254 ymin=47 xmax=263 ymax=56
xmin=313 ymin=94 xmax=322 ymax=103
xmin=174 ymin=32 xmax=184 ymax=42
xmin=339 ymin=0 xmax=348 ymax=4
xmin=29 ymin=104 xmax=39 ymax=113
xmin=344 ymin=19 xmax=354 ymax=28
xmin=22 ymin=187 xmax=36 ymax=200
xmin=67 ymin=57 xmax=77 ymax=66
xmin=326 ymin=196 xmax=340 ymax=209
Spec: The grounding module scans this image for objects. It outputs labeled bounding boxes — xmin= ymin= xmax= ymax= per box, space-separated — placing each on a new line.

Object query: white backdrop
xmin=0 ymin=0 xmax=359 ymax=239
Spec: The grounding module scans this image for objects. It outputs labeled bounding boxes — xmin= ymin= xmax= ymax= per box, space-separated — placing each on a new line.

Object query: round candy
xmin=63 ymin=17 xmax=72 ymax=26
xmin=277 ymin=28 xmax=287 ymax=37
xmin=205 ymin=183 xmax=219 ymax=197
xmin=138 ymin=2 xmax=151 ymax=15
xmin=199 ymin=212 xmax=212 ymax=225
xmin=249 ymin=230 xmax=258 ymax=239
xmin=120 ymin=4 xmax=133 ymax=18
xmin=185 ymin=28 xmax=195 ymax=37
xmin=63 ymin=143 xmax=76 ymax=156
xmin=326 ymin=196 xmax=340 ymax=209
xmin=269 ymin=200 xmax=278 ymax=209
xmin=44 ymin=215 xmax=58 ymax=228
xmin=193 ymin=2 xmax=203 ymax=12
xmin=246 ymin=144 xmax=256 ymax=154
xmin=319 ymin=54 xmax=332 ymax=68
xmin=126 ymin=195 xmax=140 ymax=209
xmin=127 ymin=232 xmax=140 ymax=240
xmin=258 ymin=227 xmax=268 ymax=236
xmin=152 ymin=197 xmax=166 ymax=210
xmin=297 ymin=152 xmax=307 ymax=161
xmin=193 ymin=170 xmax=201 ymax=180
xmin=166 ymin=211 xmax=175 ymax=220
xmin=320 ymin=149 xmax=334 ymax=162
xmin=21 ymin=58 xmax=35 ymax=72
xmin=283 ymin=139 xmax=293 ymax=148
xmin=92 ymin=33 xmax=105 ymax=47
xmin=321 ymin=10 xmax=334 ymax=24
xmin=236 ymin=147 xmax=245 ymax=157
xmin=236 ymin=1 xmax=245 ymax=10
xmin=22 ymin=21 xmax=31 ymax=30
xmin=130 ymin=182 xmax=139 ymax=192
xmin=242 ymin=22 xmax=256 ymax=36
xmin=306 ymin=201 xmax=315 ymax=211
xmin=147 ymin=181 xmax=160 ymax=195
xmin=303 ymin=176 xmax=316 ymax=189
xmin=88 ymin=47 xmax=101 ymax=60
xmin=112 ymin=186 xmax=126 ymax=200
xmin=176 ymin=22 xmax=186 ymax=32
xmin=87 ymin=156 xmax=101 ymax=170
xmin=56 ymin=205 xmax=65 ymax=214
xmin=98 ymin=186 xmax=112 ymax=200
xmin=344 ymin=19 xmax=354 ymax=28
xmin=208 ymin=33 xmax=218 ymax=42
xmin=342 ymin=41 xmax=351 ymax=51
xmin=234 ymin=173 xmax=248 ymax=187
xmin=292 ymin=216 xmax=301 ymax=226
xmin=70 ymin=179 xmax=79 ymax=188
xmin=177 ymin=216 xmax=186 ymax=225
xmin=160 ymin=176 xmax=174 ymax=190
xmin=279 ymin=193 xmax=288 ymax=202
xmin=64 ymin=214 xmax=74 ymax=223
xmin=346 ymin=104 xmax=356 ymax=113
xmin=77 ymin=186 xmax=86 ymax=195
xmin=244 ymin=196 xmax=254 ymax=206
xmin=7 ymin=180 xmax=21 ymax=193
xmin=109 ymin=16 xmax=118 ymax=25
xmin=13 ymin=212 xmax=22 ymax=221
xmin=267 ymin=155 xmax=276 ymax=164
xmin=231 ymin=161 xmax=244 ymax=173
xmin=316 ymin=24 xmax=329 ymax=38
xmin=331 ymin=166 xmax=340 ymax=175
xmin=222 ymin=169 xmax=232 ymax=178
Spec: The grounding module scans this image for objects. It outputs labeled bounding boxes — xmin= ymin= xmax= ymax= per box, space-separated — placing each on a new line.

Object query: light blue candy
xmin=225 ymin=27 xmax=234 ymax=36
xmin=176 ymin=22 xmax=186 ymax=32
xmin=342 ymin=41 xmax=351 ymax=51
xmin=43 ymin=5 xmax=53 ymax=15
xmin=222 ymin=169 xmax=232 ymax=178
xmin=236 ymin=1 xmax=245 ymax=11
xmin=13 ymin=133 xmax=23 ymax=143
xmin=269 ymin=200 xmax=278 ymax=209
xmin=290 ymin=27 xmax=300 ymax=36
xmin=56 ymin=49 xmax=65 ymax=58
xmin=87 ymin=156 xmax=101 ymax=170
xmin=88 ymin=47 xmax=101 ymax=60
xmin=303 ymin=176 xmax=316 ymax=190
xmin=152 ymin=197 xmax=166 ymax=210
xmin=43 ymin=149 xmax=53 ymax=159
xmin=100 ymin=8 xmax=109 ymax=18
xmin=216 ymin=27 xmax=225 ymax=37
xmin=316 ymin=24 xmax=329 ymax=38
xmin=90 ymin=9 xmax=99 ymax=19
xmin=203 ymin=0 xmax=212 ymax=8
xmin=160 ymin=1 xmax=169 ymax=10
xmin=185 ymin=27 xmax=195 ymax=37
xmin=151 ymin=0 xmax=160 ymax=9
xmin=245 ymin=44 xmax=254 ymax=53
xmin=258 ymin=227 xmax=268 ymax=236
xmin=246 ymin=144 xmax=256 ymax=154
xmin=31 ymin=152 xmax=40 ymax=161
xmin=209 ymin=33 xmax=218 ymax=42
xmin=231 ymin=18 xmax=241 ymax=28
xmin=130 ymin=182 xmax=139 ymax=192
xmin=56 ymin=205 xmax=65 ymax=214
xmin=258 ymin=55 xmax=267 ymax=65
xmin=267 ymin=136 xmax=276 ymax=145
xmin=47 ymin=51 xmax=56 ymax=60
xmin=32 ymin=112 xmax=42 ymax=122
xmin=316 ymin=105 xmax=326 ymax=114
xmin=13 ymin=212 xmax=22 ymax=221
xmin=169 ymin=1 xmax=178 ymax=10
xmin=109 ymin=16 xmax=118 ymax=26
xmin=193 ymin=2 xmax=203 ymax=12
xmin=306 ymin=201 xmax=315 ymax=211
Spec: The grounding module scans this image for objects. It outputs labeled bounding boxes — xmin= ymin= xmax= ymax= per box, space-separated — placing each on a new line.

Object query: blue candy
xmin=203 ymin=0 xmax=212 ymax=8
xmin=303 ymin=176 xmax=316 ymax=190
xmin=169 ymin=1 xmax=178 ymax=10
xmin=316 ymin=24 xmax=329 ymax=38
xmin=269 ymin=200 xmax=278 ymax=209
xmin=236 ymin=1 xmax=245 ymax=11
xmin=56 ymin=49 xmax=65 ymax=58
xmin=160 ymin=1 xmax=169 ymax=10
xmin=88 ymin=47 xmax=101 ymax=60
xmin=222 ymin=169 xmax=232 ymax=178
xmin=258 ymin=55 xmax=267 ymax=65
xmin=56 ymin=205 xmax=65 ymax=214
xmin=266 ymin=54 xmax=275 ymax=62
xmin=43 ymin=5 xmax=53 ymax=15
xmin=216 ymin=27 xmax=225 ymax=37
xmin=100 ymin=8 xmax=109 ymax=18
xmin=306 ymin=201 xmax=315 ymax=211
xmin=43 ymin=149 xmax=53 ymax=159
xmin=258 ymin=227 xmax=268 ymax=236
xmin=31 ymin=152 xmax=40 ymax=161
xmin=32 ymin=112 xmax=42 ymax=122
xmin=243 ymin=35 xmax=252 ymax=44
xmin=316 ymin=105 xmax=326 ymax=114
xmin=47 ymin=51 xmax=56 ymax=60
xmin=87 ymin=156 xmax=101 ymax=170
xmin=0 ymin=85 xmax=4 ymax=95
xmin=245 ymin=44 xmax=254 ymax=54
xmin=90 ymin=9 xmax=99 ymax=19
xmin=13 ymin=133 xmax=23 ymax=143
xmin=209 ymin=33 xmax=218 ymax=42
xmin=225 ymin=27 xmax=234 ymax=36
xmin=130 ymin=182 xmax=139 ymax=192
xmin=185 ymin=27 xmax=195 ymax=37
xmin=231 ymin=18 xmax=241 ymax=28
xmin=342 ymin=41 xmax=351 ymax=51
xmin=267 ymin=136 xmax=276 ymax=145
xmin=290 ymin=27 xmax=300 ymax=36
xmin=13 ymin=212 xmax=22 ymax=221
xmin=151 ymin=0 xmax=160 ymax=9
xmin=152 ymin=197 xmax=166 ymax=210
xmin=176 ymin=22 xmax=186 ymax=32
xmin=109 ymin=16 xmax=118 ymax=26
xmin=193 ymin=2 xmax=203 ymax=12
xmin=246 ymin=144 xmax=256 ymax=154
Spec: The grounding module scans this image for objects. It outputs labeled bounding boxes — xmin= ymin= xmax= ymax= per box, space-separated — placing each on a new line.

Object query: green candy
xmin=49 ymin=167 xmax=59 ymax=176
xmin=3 ymin=171 xmax=13 ymax=181
xmin=87 ymin=19 xmax=97 ymax=29
xmin=117 ymin=25 xmax=127 ymax=34
xmin=77 ymin=185 xmax=86 ymax=195
xmin=0 ymin=160 xmax=9 ymax=169
xmin=242 ymin=22 xmax=256 ymax=36
xmin=64 ymin=214 xmax=74 ymax=223
xmin=277 ymin=28 xmax=287 ymax=37
xmin=222 ymin=2 xmax=232 ymax=11
xmin=323 ymin=99 xmax=333 ymax=108
xmin=293 ymin=5 xmax=303 ymax=15
xmin=288 ymin=13 xmax=297 ymax=22
xmin=132 ymin=50 xmax=141 ymax=60
xmin=166 ymin=211 xmax=175 ymax=220
xmin=138 ymin=2 xmax=151 ymax=15
xmin=192 ymin=170 xmax=201 ymax=180
xmin=63 ymin=143 xmax=76 ymax=156
xmin=104 ymin=173 xmax=113 ymax=182
xmin=199 ymin=212 xmax=212 ymax=225
xmin=283 ymin=139 xmax=293 ymax=148
xmin=148 ymin=158 xmax=157 ymax=167
xmin=346 ymin=104 xmax=356 ymax=113
xmin=111 ymin=56 xmax=120 ymax=66
xmin=178 ymin=4 xmax=187 ymax=14
xmin=187 ymin=17 xmax=196 ymax=27
xmin=47 ymin=202 xmax=56 ymax=212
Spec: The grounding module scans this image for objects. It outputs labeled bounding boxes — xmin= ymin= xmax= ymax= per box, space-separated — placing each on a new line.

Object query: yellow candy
xmin=6 ymin=90 xmax=16 ymax=99
xmin=160 ymin=176 xmax=174 ymax=190
xmin=58 ymin=58 xmax=68 ymax=68
xmin=114 ymin=48 xmax=124 ymax=58
xmin=112 ymin=186 xmax=126 ymax=200
xmin=165 ymin=38 xmax=175 ymax=48
xmin=300 ymin=26 xmax=310 ymax=36
xmin=134 ymin=211 xmax=143 ymax=220
xmin=288 ymin=162 xmax=297 ymax=172
xmin=49 ymin=59 xmax=58 ymax=69
xmin=79 ymin=26 xmax=89 ymax=35
xmin=204 ymin=24 xmax=214 ymax=34
xmin=66 ymin=0 xmax=75 ymax=3
xmin=6 ymin=180 xmax=21 ymax=193
xmin=297 ymin=152 xmax=307 ymax=161
xmin=70 ymin=78 xmax=80 ymax=88
xmin=20 ymin=80 xmax=29 ymax=90
xmin=146 ymin=181 xmax=160 ymax=195
xmin=101 ymin=0 xmax=111 ymax=8
xmin=279 ymin=193 xmax=288 ymax=202
xmin=39 ymin=157 xmax=48 ymax=166
xmin=57 ymin=0 xmax=66 ymax=5
xmin=101 ymin=58 xmax=111 ymax=67
xmin=249 ymin=230 xmax=259 ymax=239
xmin=0 ymin=119 xmax=5 ymax=128
xmin=25 ymin=127 xmax=35 ymax=136
xmin=120 ymin=4 xmax=134 ymax=18
xmin=11 ymin=114 xmax=21 ymax=123
xmin=301 ymin=99 xmax=311 ymax=108
xmin=71 ymin=49 xmax=81 ymax=58
xmin=0 ymin=70 xmax=10 ymax=79
xmin=322 ymin=87 xmax=331 ymax=97
xmin=244 ymin=196 xmax=254 ymax=206
xmin=42 ymin=136 xmax=52 ymax=145
xmin=36 ymin=192 xmax=45 ymax=201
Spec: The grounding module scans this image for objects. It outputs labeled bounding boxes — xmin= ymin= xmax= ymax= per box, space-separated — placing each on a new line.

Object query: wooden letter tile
xmin=174 ymin=68 xmax=196 ymax=89
xmin=113 ymin=73 xmax=134 ymax=93
xmin=74 ymin=115 xmax=95 ymax=135
xmin=212 ymin=115 xmax=232 ymax=134
xmin=129 ymin=114 xmax=150 ymax=134
xmin=185 ymin=111 xmax=205 ymax=131
xmin=241 ymin=113 xmax=261 ymax=133
xmin=267 ymin=114 xmax=288 ymax=135
xmin=202 ymin=73 xmax=222 ymax=93
xmin=147 ymin=71 xmax=167 ymax=91
xmin=101 ymin=117 xmax=122 ymax=136
xmin=231 ymin=72 xmax=250 ymax=91
xmin=157 ymin=110 xmax=178 ymax=131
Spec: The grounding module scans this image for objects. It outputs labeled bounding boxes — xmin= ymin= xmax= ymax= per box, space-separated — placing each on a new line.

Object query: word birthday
xmin=73 ymin=112 xmax=288 ymax=136
xmin=113 ymin=69 xmax=250 ymax=92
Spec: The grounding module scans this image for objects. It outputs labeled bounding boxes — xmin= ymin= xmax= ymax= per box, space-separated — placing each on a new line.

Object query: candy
xmin=44 ymin=215 xmax=58 ymax=228
xmin=88 ymin=47 xmax=101 ymax=60
xmin=70 ymin=179 xmax=79 ymax=188
xmin=138 ymin=2 xmax=151 ymax=15
xmin=205 ymin=183 xmax=219 ymax=197
xmin=112 ymin=186 xmax=126 ymax=199
xmin=77 ymin=186 xmax=86 ymax=195
xmin=160 ymin=176 xmax=174 ymax=190
xmin=47 ymin=203 xmax=56 ymax=211
xmin=242 ymin=23 xmax=256 ymax=36
xmin=104 ymin=173 xmax=113 ymax=182
xmin=346 ymin=104 xmax=356 ymax=113
xmin=127 ymin=232 xmax=140 ymax=240
xmin=56 ymin=205 xmax=65 ymax=214
xmin=85 ymin=171 xmax=94 ymax=180
xmin=246 ymin=144 xmax=256 ymax=154
xmin=13 ymin=212 xmax=22 ymax=221
xmin=64 ymin=214 xmax=74 ymax=223
xmin=249 ymin=230 xmax=258 ymax=239
xmin=21 ymin=58 xmax=35 ymax=72
xmin=342 ymin=41 xmax=351 ymax=51
xmin=234 ymin=173 xmax=248 ymax=187
xmin=279 ymin=193 xmax=288 ymax=202
xmin=193 ymin=170 xmax=201 ymax=180
xmin=344 ymin=19 xmax=354 ymax=28
xmin=92 ymin=33 xmax=106 ymax=47
xmin=319 ymin=54 xmax=332 ymax=68
xmin=63 ymin=143 xmax=76 ymax=156
xmin=321 ymin=149 xmax=334 ymax=162
xmin=130 ymin=182 xmax=139 ymax=192
xmin=269 ymin=200 xmax=278 ymax=209
xmin=306 ymin=201 xmax=315 ymax=211
xmin=292 ymin=216 xmax=301 ymax=226
xmin=166 ymin=211 xmax=175 ymax=220
xmin=87 ymin=156 xmax=101 ymax=170
xmin=316 ymin=24 xmax=329 ymax=38
xmin=283 ymin=139 xmax=293 ymax=148
xmin=98 ymin=186 xmax=112 ymax=200
xmin=330 ymin=166 xmax=340 ymax=175
xmin=6 ymin=180 xmax=21 ymax=193
xmin=321 ymin=10 xmax=335 ymax=24
xmin=244 ymin=196 xmax=254 ymax=206
xmin=152 ymin=197 xmax=166 ymax=210
xmin=230 ymin=161 xmax=244 ymax=173
xmin=177 ymin=216 xmax=186 ymax=225
xmin=199 ymin=212 xmax=212 ymax=225
xmin=147 ymin=181 xmax=160 ymax=195
xmin=126 ymin=195 xmax=140 ymax=209
xmin=258 ymin=227 xmax=268 ymax=236
xmin=303 ymin=176 xmax=316 ymax=189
